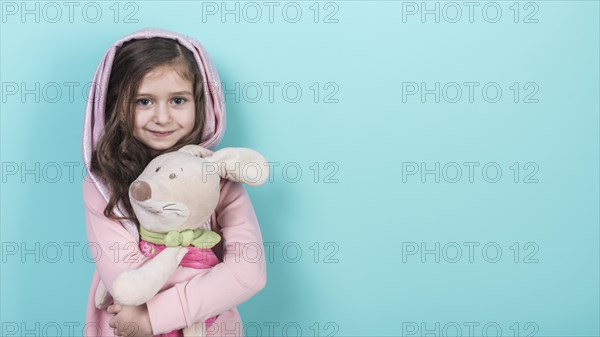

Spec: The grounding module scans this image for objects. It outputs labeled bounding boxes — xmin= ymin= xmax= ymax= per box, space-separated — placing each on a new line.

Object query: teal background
xmin=1 ymin=1 xmax=599 ymax=336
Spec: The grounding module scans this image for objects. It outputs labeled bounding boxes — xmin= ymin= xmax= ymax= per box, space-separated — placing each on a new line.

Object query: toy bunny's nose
xmin=130 ymin=180 xmax=152 ymax=201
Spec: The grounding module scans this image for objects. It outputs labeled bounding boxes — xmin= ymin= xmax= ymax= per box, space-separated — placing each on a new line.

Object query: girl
xmin=82 ymin=27 xmax=267 ymax=337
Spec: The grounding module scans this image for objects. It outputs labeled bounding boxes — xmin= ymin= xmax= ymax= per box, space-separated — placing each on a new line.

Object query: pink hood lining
xmin=82 ymin=27 xmax=226 ymax=239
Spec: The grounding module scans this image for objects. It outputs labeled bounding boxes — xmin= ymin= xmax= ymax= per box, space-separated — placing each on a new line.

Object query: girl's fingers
xmin=107 ymin=303 xmax=122 ymax=314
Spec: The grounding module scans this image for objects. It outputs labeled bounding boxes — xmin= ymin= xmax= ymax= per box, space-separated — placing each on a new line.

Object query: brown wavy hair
xmin=90 ymin=37 xmax=206 ymax=227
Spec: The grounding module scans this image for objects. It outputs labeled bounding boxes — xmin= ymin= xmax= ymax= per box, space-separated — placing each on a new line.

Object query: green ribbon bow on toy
xmin=140 ymin=227 xmax=221 ymax=248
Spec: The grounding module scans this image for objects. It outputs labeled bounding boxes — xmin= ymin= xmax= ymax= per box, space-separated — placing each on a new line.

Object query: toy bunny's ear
xmin=204 ymin=148 xmax=270 ymax=186
xmin=178 ymin=145 xmax=214 ymax=158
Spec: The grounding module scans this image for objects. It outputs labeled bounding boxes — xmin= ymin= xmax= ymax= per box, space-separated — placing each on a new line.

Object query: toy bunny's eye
xmin=155 ymin=167 xmax=161 ymax=172
xmin=169 ymin=173 xmax=177 ymax=179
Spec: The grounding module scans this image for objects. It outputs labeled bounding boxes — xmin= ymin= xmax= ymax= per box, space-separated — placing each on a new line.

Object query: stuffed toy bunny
xmin=94 ymin=144 xmax=269 ymax=337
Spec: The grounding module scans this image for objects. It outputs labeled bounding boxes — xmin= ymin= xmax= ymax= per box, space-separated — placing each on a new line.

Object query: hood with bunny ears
xmin=82 ymin=27 xmax=226 ymax=239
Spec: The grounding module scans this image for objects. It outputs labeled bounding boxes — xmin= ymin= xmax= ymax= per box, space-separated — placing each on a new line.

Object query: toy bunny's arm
xmin=144 ymin=179 xmax=267 ymax=335
xmin=111 ymin=246 xmax=187 ymax=306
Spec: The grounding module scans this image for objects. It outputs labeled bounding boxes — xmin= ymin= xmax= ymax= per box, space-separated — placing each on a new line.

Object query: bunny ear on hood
xmin=82 ymin=27 xmax=226 ymax=238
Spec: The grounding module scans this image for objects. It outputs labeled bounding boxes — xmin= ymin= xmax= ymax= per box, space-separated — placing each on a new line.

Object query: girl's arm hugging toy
xmin=94 ymin=145 xmax=269 ymax=337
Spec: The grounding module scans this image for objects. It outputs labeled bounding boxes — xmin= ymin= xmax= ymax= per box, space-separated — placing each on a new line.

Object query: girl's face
xmin=132 ymin=65 xmax=196 ymax=153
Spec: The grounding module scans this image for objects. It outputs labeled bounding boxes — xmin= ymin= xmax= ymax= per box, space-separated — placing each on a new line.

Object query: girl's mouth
xmin=149 ymin=130 xmax=174 ymax=137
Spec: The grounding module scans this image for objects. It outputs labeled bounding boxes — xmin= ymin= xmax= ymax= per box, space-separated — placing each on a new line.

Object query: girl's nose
xmin=153 ymin=103 xmax=172 ymax=124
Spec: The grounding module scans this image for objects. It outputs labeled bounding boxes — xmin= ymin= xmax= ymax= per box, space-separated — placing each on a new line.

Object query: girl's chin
xmin=147 ymin=142 xmax=177 ymax=154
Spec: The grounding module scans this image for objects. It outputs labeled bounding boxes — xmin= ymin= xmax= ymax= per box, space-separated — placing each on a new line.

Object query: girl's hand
xmin=108 ymin=303 xmax=153 ymax=337
xmin=178 ymin=144 xmax=214 ymax=158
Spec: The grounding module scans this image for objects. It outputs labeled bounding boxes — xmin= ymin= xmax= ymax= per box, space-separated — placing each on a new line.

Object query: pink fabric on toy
xmin=139 ymin=240 xmax=220 ymax=337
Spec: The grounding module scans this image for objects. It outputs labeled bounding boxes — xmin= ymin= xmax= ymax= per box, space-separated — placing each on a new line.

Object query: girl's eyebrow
xmin=137 ymin=91 xmax=193 ymax=97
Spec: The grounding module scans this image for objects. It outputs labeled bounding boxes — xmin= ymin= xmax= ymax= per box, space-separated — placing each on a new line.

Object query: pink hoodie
xmin=82 ymin=27 xmax=266 ymax=337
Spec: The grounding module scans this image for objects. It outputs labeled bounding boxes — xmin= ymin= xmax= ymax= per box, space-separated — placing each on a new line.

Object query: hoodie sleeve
xmin=145 ymin=179 xmax=267 ymax=335
xmin=82 ymin=179 xmax=150 ymax=295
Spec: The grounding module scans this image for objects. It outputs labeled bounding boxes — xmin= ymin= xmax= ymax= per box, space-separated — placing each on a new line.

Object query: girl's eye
xmin=169 ymin=173 xmax=177 ymax=179
xmin=172 ymin=97 xmax=186 ymax=105
xmin=137 ymin=98 xmax=151 ymax=106
xmin=155 ymin=167 xmax=161 ymax=172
